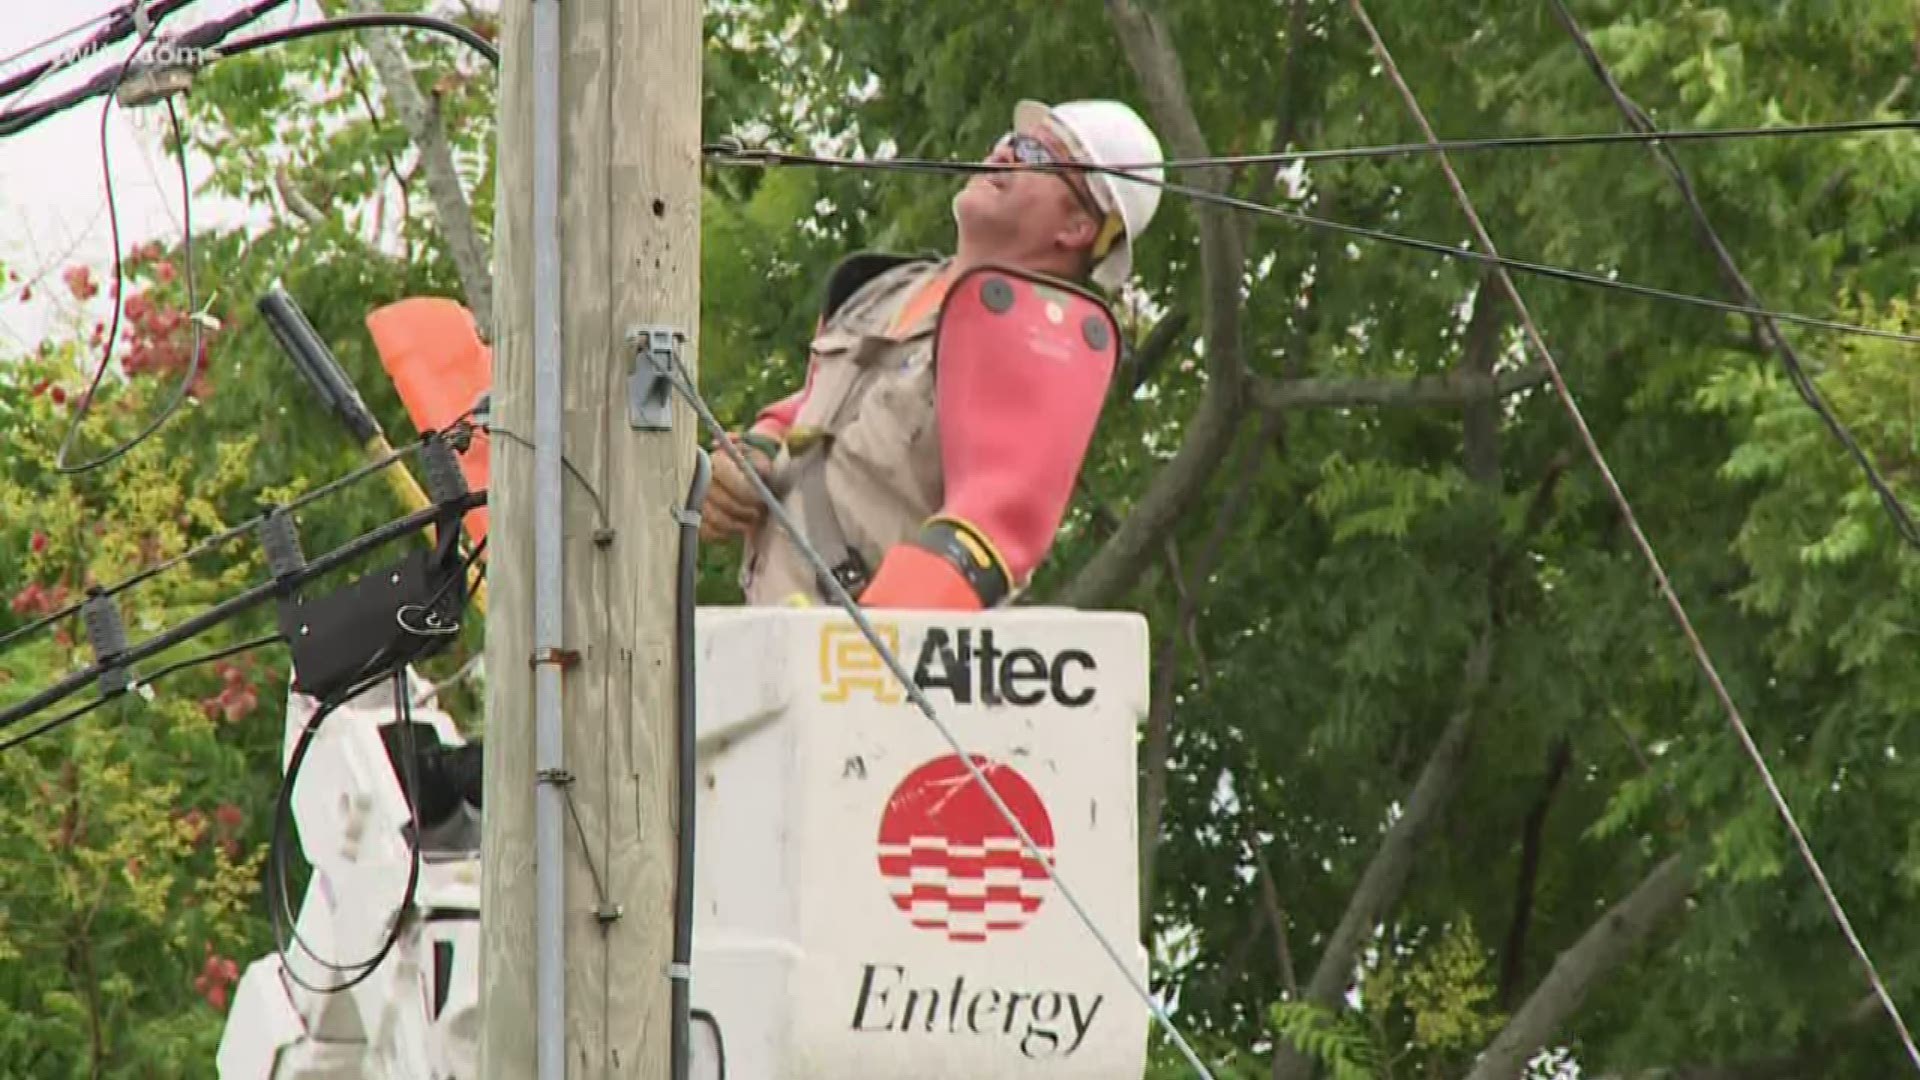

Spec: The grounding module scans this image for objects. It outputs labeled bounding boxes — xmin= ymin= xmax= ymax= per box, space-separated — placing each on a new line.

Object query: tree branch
xmin=1247 ymin=0 xmax=1313 ymax=209
xmin=342 ymin=0 xmax=495 ymax=339
xmin=1250 ymin=833 xmax=1301 ymax=1000
xmin=1252 ymin=360 xmax=1546 ymax=413
xmin=1139 ymin=410 xmax=1283 ymax=918
xmin=1498 ymin=734 xmax=1573 ymax=1007
xmin=1125 ymin=307 xmax=1191 ymax=393
xmin=339 ymin=48 xmax=410 ymax=243
xmin=1466 ymin=855 xmax=1698 ymax=1080
xmin=1274 ymin=267 xmax=1514 ymax=1080
xmin=1272 ymin=630 xmax=1496 ymax=1080
xmin=274 ymin=166 xmax=327 ymax=229
xmin=1063 ymin=0 xmax=1251 ymax=610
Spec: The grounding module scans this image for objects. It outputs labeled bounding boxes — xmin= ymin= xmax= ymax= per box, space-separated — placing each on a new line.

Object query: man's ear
xmin=1057 ymin=210 xmax=1101 ymax=260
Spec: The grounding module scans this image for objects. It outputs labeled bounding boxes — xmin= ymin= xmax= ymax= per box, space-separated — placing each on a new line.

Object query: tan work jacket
xmin=741 ymin=258 xmax=950 ymax=606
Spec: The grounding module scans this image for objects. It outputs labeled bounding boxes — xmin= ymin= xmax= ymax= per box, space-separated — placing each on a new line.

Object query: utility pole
xmin=482 ymin=0 xmax=701 ymax=1076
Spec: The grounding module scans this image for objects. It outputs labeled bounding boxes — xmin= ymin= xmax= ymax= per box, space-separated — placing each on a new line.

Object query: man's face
xmin=953 ymin=122 xmax=1102 ymax=262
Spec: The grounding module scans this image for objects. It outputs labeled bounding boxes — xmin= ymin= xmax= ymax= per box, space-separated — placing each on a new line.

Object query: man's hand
xmin=700 ymin=435 xmax=775 ymax=542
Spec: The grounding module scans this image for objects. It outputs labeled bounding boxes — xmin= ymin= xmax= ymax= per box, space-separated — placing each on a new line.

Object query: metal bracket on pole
xmin=625 ymin=326 xmax=686 ymax=432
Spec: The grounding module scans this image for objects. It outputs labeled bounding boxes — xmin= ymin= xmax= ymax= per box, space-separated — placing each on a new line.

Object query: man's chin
xmin=952 ymin=182 xmax=1000 ymax=225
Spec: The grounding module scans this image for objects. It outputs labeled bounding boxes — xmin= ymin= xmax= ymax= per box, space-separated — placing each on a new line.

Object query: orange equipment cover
xmin=364 ymin=298 xmax=493 ymax=548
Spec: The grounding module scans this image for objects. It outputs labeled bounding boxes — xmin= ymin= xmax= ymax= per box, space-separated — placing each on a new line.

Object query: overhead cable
xmin=55 ymin=91 xmax=204 ymax=474
xmin=0 ymin=12 xmax=117 ymax=79
xmin=218 ymin=13 xmax=501 ymax=69
xmin=0 ymin=633 xmax=281 ymax=753
xmin=0 ymin=488 xmax=485 ymax=737
xmin=0 ymin=431 xmax=449 ymax=656
xmin=706 ymin=144 xmax=1920 ymax=346
xmin=1346 ymin=0 xmax=1920 ymax=1070
xmin=0 ymin=0 xmax=295 ymax=139
xmin=1543 ymin=0 xmax=1919 ymax=551
xmin=708 ymin=115 xmax=1918 ymax=175
xmin=0 ymin=0 xmax=201 ymax=106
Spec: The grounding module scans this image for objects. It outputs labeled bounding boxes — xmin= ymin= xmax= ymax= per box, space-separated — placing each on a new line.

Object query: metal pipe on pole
xmin=483 ymin=0 xmax=700 ymax=1076
xmin=528 ymin=0 xmax=566 ymax=1077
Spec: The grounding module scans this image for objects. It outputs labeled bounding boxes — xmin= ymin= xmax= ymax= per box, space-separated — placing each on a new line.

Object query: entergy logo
xmin=876 ymin=754 xmax=1055 ymax=944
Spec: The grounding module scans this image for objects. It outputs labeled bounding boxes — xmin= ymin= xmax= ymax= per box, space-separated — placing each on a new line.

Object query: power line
xmin=0 ymin=11 xmax=117 ymax=84
xmin=0 ymin=1 xmax=204 ymax=106
xmin=707 ymin=145 xmax=1920 ymax=346
xmin=0 ymin=431 xmax=446 ymax=655
xmin=0 ymin=633 xmax=281 ymax=753
xmin=1345 ymin=1 xmax=1920 ymax=1071
xmin=218 ymin=12 xmax=501 ymax=69
xmin=0 ymin=0 xmax=295 ymax=140
xmin=55 ymin=85 xmax=204 ymax=474
xmin=1542 ymin=0 xmax=1919 ymax=552
xmin=658 ymin=355 xmax=1223 ymax=1080
xmin=0 ymin=8 xmax=496 ymax=142
xmin=709 ymin=115 xmax=1918 ymax=175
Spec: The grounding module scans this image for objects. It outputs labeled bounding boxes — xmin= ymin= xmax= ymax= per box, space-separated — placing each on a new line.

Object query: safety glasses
xmin=997 ymin=132 xmax=1106 ymax=219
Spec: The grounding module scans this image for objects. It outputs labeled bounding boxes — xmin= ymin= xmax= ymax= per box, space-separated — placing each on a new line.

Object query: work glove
xmin=700 ymin=433 xmax=775 ymax=542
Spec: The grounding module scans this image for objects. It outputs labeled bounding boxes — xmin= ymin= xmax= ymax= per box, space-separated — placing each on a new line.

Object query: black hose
xmin=671 ymin=448 xmax=712 ymax=1080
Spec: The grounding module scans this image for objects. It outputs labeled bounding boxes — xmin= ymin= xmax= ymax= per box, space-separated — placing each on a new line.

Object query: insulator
xmin=81 ymin=593 xmax=131 ymax=695
xmin=261 ymin=509 xmax=306 ymax=579
xmin=420 ymin=436 xmax=470 ymax=505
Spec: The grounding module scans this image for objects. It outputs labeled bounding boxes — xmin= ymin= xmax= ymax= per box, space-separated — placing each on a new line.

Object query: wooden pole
xmin=482 ymin=0 xmax=701 ymax=1075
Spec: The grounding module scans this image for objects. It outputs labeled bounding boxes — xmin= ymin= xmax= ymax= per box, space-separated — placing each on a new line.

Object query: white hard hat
xmin=1016 ymin=99 xmax=1165 ymax=290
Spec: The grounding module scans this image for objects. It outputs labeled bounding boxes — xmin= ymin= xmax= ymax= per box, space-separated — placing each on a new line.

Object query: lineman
xmin=700 ymin=99 xmax=1166 ymax=610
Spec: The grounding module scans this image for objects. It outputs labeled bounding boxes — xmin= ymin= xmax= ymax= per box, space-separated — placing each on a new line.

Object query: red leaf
xmin=62 ymin=266 xmax=97 ymax=301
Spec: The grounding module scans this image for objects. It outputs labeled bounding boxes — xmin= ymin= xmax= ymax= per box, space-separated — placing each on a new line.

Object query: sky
xmin=0 ymin=1 xmax=305 ymax=354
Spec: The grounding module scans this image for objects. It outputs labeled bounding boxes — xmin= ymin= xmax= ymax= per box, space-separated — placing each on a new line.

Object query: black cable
xmin=0 ymin=0 xmax=294 ymax=140
xmin=0 ymin=12 xmax=117 ymax=82
xmin=671 ymin=449 xmax=712 ymax=1080
xmin=0 ymin=1 xmax=203 ymax=104
xmin=712 ymin=146 xmax=1920 ymax=345
xmin=268 ymin=667 xmax=420 ymax=993
xmin=704 ymin=117 xmax=1919 ymax=176
xmin=0 ymin=489 xmax=486 ymax=732
xmin=690 ymin=1010 xmax=726 ymax=1080
xmin=485 ymin=425 xmax=610 ymax=528
xmin=56 ymin=93 xmax=204 ymax=474
xmin=217 ymin=13 xmax=500 ymax=70
xmin=397 ymin=535 xmax=486 ymax=638
xmin=1 ymin=431 xmax=448 ymax=655
xmin=0 ymin=696 xmax=115 ymax=755
xmin=1545 ymin=0 xmax=1920 ymax=552
xmin=267 ymin=508 xmax=477 ymax=989
xmin=0 ymin=633 xmax=282 ymax=753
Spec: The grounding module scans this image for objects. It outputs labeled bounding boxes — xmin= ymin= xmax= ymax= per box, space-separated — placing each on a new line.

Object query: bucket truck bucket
xmin=690 ymin=605 xmax=1151 ymax=1078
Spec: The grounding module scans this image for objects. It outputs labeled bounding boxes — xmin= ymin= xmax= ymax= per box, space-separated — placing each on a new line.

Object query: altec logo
xmin=876 ymin=754 xmax=1054 ymax=943
xmin=820 ymin=624 xmax=1097 ymax=708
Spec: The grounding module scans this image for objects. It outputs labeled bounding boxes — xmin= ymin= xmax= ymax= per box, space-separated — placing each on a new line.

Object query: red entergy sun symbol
xmin=876 ymin=753 xmax=1056 ymax=944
